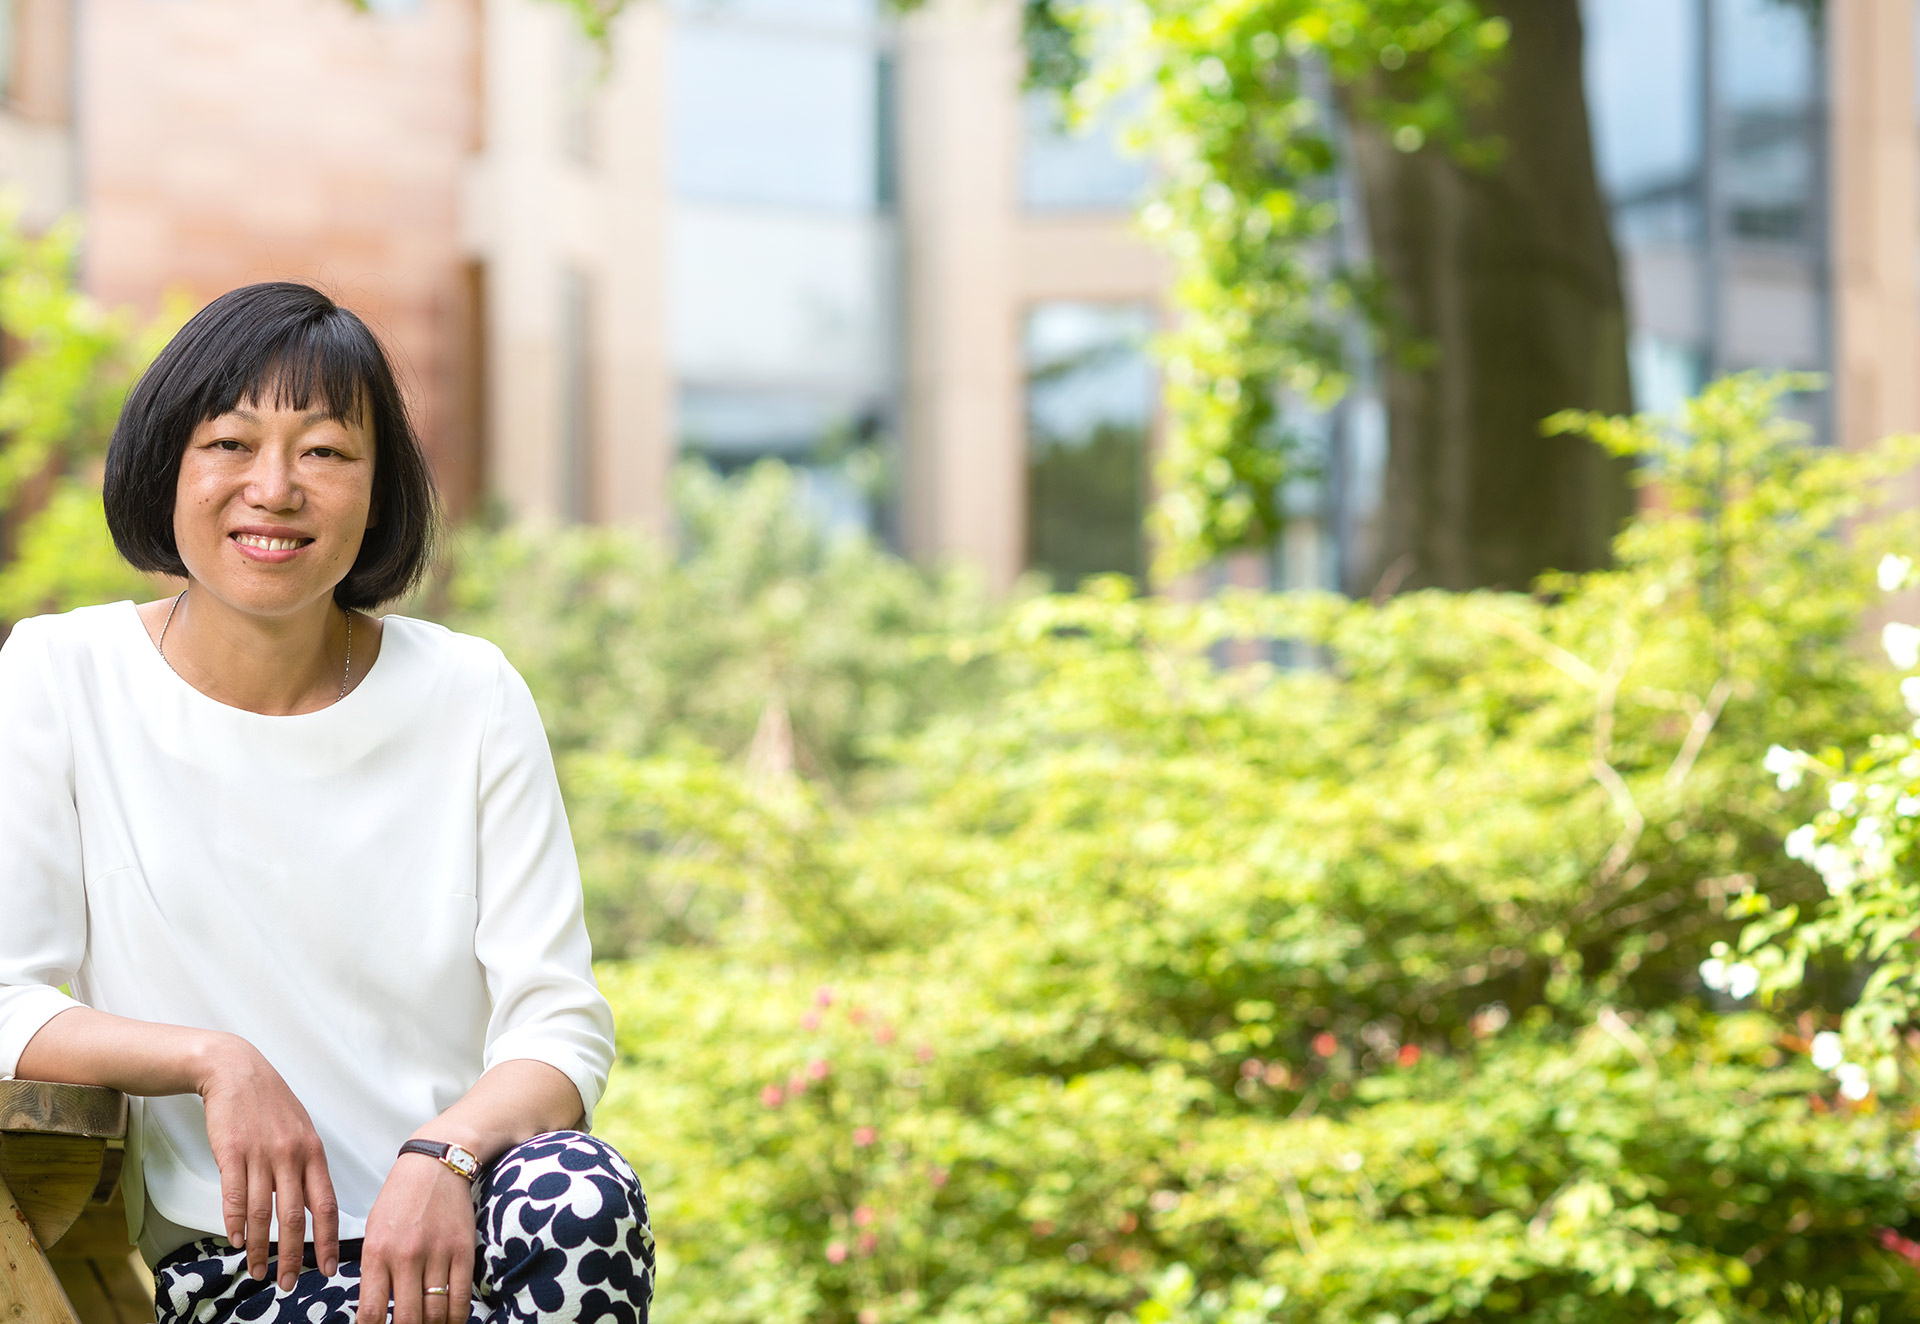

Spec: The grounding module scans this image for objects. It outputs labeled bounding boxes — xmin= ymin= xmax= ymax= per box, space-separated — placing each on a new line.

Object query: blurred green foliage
xmin=6 ymin=203 xmax=1919 ymax=1317
xmin=428 ymin=463 xmax=1003 ymax=953
xmin=561 ymin=377 xmax=1920 ymax=1324
xmin=0 ymin=214 xmax=169 ymax=624
xmin=1036 ymin=1 xmax=1508 ymax=574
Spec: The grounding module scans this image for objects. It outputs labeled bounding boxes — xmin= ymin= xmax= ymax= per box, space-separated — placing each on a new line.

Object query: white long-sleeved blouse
xmin=0 ymin=601 xmax=615 ymax=1256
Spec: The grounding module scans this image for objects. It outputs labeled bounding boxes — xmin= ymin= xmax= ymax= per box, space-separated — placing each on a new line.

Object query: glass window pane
xmin=1582 ymin=0 xmax=1700 ymax=244
xmin=1717 ymin=0 xmax=1817 ymax=244
xmin=1024 ymin=303 xmax=1156 ymax=588
xmin=671 ymin=22 xmax=880 ymax=211
xmin=1020 ymin=91 xmax=1151 ymax=211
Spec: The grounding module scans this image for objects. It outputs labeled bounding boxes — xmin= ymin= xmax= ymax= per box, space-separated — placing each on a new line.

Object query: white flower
xmin=1837 ymin=1061 xmax=1872 ymax=1101
xmin=1812 ymin=842 xmax=1859 ymax=894
xmin=1886 ymin=622 xmax=1920 ymax=671
xmin=1764 ymin=745 xmax=1804 ymax=791
xmin=1784 ymin=824 xmax=1818 ymax=863
xmin=1903 ymin=678 xmax=1920 ymax=717
xmin=1725 ymin=962 xmax=1759 ymax=1000
xmin=1898 ymin=795 xmax=1920 ymax=818
xmin=1811 ymin=1030 xmax=1845 ymax=1070
xmin=1831 ymin=781 xmax=1859 ymax=812
xmin=1699 ymin=958 xmax=1728 ymax=992
xmin=1881 ymin=554 xmax=1914 ymax=593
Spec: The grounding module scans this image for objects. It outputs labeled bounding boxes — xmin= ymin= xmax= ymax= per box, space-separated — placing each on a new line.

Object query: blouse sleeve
xmin=0 ymin=619 xmax=87 ymax=1080
xmin=473 ymin=651 xmax=616 ymax=1127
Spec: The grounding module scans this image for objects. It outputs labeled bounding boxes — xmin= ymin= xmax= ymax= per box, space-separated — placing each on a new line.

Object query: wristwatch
xmin=398 ymin=1138 xmax=481 ymax=1182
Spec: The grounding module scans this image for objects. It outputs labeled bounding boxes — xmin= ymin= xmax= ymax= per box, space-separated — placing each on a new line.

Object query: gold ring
xmin=425 ymin=1286 xmax=450 ymax=1297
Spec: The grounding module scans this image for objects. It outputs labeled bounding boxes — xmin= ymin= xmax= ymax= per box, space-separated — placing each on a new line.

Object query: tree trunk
xmin=1351 ymin=0 xmax=1632 ymax=594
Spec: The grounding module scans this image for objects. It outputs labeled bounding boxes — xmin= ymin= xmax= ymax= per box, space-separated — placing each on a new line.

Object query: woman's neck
xmin=137 ymin=583 xmax=374 ymax=716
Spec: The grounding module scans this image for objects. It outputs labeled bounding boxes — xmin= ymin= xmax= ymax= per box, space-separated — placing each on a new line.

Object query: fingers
xmin=310 ymin=1158 xmax=342 ymax=1277
xmin=276 ymin=1172 xmax=306 ymax=1292
xmin=389 ymin=1258 xmax=424 ymax=1324
xmin=356 ymin=1259 xmax=392 ymax=1324
xmin=220 ymin=1149 xmax=249 ymax=1251
xmin=448 ymin=1244 xmax=475 ymax=1324
xmin=246 ymin=1156 xmax=274 ymax=1282
xmin=422 ymin=1253 xmax=453 ymax=1324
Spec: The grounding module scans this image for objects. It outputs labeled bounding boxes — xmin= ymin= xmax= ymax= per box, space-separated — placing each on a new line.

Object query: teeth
xmin=234 ymin=534 xmax=306 ymax=551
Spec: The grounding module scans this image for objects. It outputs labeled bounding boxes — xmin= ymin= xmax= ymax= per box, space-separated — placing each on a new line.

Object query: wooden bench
xmin=0 ymin=1081 xmax=152 ymax=1324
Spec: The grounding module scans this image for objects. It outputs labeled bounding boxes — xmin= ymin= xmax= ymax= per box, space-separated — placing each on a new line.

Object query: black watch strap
xmin=398 ymin=1138 xmax=481 ymax=1181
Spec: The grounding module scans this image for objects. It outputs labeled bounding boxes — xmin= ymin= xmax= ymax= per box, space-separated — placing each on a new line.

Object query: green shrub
xmin=586 ymin=377 xmax=1920 ymax=1324
xmin=429 ymin=461 xmax=1005 ymax=953
xmin=0 ymin=214 xmax=168 ymax=624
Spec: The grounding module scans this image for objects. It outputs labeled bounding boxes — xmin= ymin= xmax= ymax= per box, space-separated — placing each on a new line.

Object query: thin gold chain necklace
xmin=156 ymin=587 xmax=352 ymax=704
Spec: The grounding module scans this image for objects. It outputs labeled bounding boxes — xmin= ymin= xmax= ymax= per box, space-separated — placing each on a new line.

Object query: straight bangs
xmin=195 ymin=312 xmax=380 ymax=433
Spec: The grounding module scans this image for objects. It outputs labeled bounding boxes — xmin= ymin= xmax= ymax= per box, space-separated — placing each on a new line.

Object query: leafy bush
xmin=586 ymin=378 xmax=1920 ymax=1324
xmin=0 ymin=214 xmax=168 ymax=624
xmin=428 ymin=462 xmax=1004 ymax=953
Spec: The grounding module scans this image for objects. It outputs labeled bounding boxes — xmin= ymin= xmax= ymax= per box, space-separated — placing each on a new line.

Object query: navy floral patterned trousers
xmin=153 ymin=1132 xmax=654 ymax=1324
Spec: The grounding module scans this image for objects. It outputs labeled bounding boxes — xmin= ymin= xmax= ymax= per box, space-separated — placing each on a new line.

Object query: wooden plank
xmin=49 ymin=1193 xmax=151 ymax=1324
xmin=0 ymin=1086 xmax=126 ymax=1142
xmin=42 ymin=1198 xmax=131 ymax=1263
xmin=49 ymin=1253 xmax=151 ymax=1324
xmin=0 ymin=1165 xmax=84 ymax=1324
xmin=0 ymin=1136 xmax=106 ymax=1249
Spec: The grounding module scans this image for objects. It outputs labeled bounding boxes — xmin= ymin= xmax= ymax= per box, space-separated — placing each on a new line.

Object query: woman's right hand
xmin=196 ymin=1035 xmax=341 ymax=1290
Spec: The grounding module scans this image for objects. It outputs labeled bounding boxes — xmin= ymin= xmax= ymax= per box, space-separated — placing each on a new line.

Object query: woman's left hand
xmin=356 ymin=1153 xmax=476 ymax=1324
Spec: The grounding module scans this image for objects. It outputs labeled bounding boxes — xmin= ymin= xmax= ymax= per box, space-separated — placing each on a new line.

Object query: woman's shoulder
xmin=3 ymin=600 xmax=139 ymax=659
xmin=376 ymin=614 xmax=516 ymax=687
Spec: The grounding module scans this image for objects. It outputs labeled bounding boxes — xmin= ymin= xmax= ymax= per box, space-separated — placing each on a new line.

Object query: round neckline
xmin=120 ymin=598 xmax=399 ymax=721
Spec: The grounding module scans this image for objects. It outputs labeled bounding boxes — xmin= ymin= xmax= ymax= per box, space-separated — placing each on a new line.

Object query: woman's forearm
xmin=15 ymin=1005 xmax=241 ymax=1097
xmin=410 ymin=1059 xmax=585 ymax=1166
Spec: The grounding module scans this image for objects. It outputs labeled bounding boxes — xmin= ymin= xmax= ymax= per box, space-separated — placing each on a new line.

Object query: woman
xmin=0 ymin=283 xmax=653 ymax=1324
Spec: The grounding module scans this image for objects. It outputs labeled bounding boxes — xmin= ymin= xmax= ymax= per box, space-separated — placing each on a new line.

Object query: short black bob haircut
xmin=104 ymin=281 xmax=439 ymax=611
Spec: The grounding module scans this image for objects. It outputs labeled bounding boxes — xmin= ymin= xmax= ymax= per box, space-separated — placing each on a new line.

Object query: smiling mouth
xmin=231 ymin=533 xmax=313 ymax=551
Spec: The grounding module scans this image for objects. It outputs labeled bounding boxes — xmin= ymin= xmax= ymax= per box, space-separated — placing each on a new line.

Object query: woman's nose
xmin=244 ymin=452 xmax=303 ymax=511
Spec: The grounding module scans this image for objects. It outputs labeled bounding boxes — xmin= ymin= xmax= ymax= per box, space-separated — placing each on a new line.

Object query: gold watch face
xmin=446 ymin=1145 xmax=480 ymax=1179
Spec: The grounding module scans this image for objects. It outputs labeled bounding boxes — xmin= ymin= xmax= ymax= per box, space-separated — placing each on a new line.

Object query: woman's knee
xmin=477 ymin=1131 xmax=654 ymax=1296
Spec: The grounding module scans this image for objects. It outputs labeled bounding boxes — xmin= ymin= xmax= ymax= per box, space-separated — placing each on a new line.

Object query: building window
xmin=1582 ymin=0 xmax=1827 ymax=415
xmin=670 ymin=1 xmax=887 ymax=212
xmin=0 ymin=0 xmax=16 ymax=103
xmin=1020 ymin=90 xmax=1151 ymax=212
xmin=561 ymin=268 xmax=595 ymax=522
xmin=1024 ymin=303 xmax=1156 ymax=589
xmin=561 ymin=27 xmax=600 ymax=166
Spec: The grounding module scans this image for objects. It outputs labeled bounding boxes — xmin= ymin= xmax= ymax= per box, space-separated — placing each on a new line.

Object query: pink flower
xmin=858 ymin=1311 xmax=879 ymax=1324
xmin=857 ymin=1232 xmax=878 ymax=1255
xmin=1397 ymin=1043 xmax=1422 ymax=1067
xmin=826 ymin=1241 xmax=849 ymax=1264
xmin=928 ymin=1166 xmax=949 ymax=1188
xmin=800 ymin=1011 xmax=822 ymax=1032
xmin=854 ymin=1205 xmax=877 ymax=1228
xmin=807 ymin=1058 xmax=831 ymax=1081
xmin=1239 ymin=1057 xmax=1264 ymax=1079
xmin=874 ymin=1024 xmax=896 ymax=1046
xmin=1882 ymin=1227 xmax=1920 ymax=1267
xmin=853 ymin=1126 xmax=877 ymax=1147
xmin=1312 ymin=1033 xmax=1338 ymax=1058
xmin=760 ymin=1084 xmax=784 ymax=1108
xmin=815 ymin=986 xmax=835 ymax=1008
xmin=849 ymin=1006 xmax=869 ymax=1026
xmin=787 ymin=1073 xmax=809 ymax=1097
xmin=916 ymin=1044 xmax=934 ymax=1064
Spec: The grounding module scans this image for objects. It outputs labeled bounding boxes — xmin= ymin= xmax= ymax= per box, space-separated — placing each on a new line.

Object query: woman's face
xmin=173 ymin=397 xmax=376 ymax=620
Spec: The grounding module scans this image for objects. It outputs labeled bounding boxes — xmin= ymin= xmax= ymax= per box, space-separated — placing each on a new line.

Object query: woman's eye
xmin=310 ymin=447 xmax=338 ymax=459
xmin=212 ymin=439 xmax=246 ymax=452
